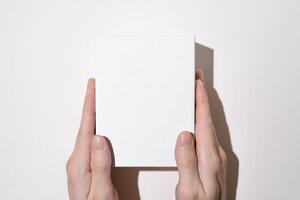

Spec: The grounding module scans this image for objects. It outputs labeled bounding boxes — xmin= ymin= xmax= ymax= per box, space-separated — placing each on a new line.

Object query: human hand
xmin=66 ymin=79 xmax=118 ymax=200
xmin=175 ymin=70 xmax=227 ymax=200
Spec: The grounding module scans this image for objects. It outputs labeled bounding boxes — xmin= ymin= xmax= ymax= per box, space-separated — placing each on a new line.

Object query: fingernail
xmin=94 ymin=135 xmax=105 ymax=152
xmin=179 ymin=132 xmax=193 ymax=147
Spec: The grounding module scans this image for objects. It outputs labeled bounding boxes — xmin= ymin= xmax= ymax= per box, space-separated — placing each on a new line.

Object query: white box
xmin=95 ymin=36 xmax=195 ymax=166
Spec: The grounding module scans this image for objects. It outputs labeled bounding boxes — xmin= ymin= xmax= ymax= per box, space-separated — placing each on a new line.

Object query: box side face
xmin=95 ymin=36 xmax=195 ymax=166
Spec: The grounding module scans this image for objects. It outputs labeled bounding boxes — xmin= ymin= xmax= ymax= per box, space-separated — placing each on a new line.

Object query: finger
xmin=90 ymin=135 xmax=113 ymax=188
xmin=73 ymin=78 xmax=96 ymax=170
xmin=194 ymin=78 xmax=222 ymax=199
xmin=79 ymin=78 xmax=96 ymax=135
xmin=175 ymin=131 xmax=201 ymax=190
xmin=66 ymin=79 xmax=95 ymax=199
xmin=195 ymin=78 xmax=218 ymax=152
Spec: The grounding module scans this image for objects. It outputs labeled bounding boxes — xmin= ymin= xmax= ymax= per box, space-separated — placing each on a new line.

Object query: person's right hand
xmin=174 ymin=70 xmax=227 ymax=200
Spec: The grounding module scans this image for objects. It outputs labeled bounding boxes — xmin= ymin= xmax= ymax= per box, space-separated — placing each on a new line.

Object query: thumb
xmin=175 ymin=132 xmax=202 ymax=198
xmin=91 ymin=135 xmax=112 ymax=186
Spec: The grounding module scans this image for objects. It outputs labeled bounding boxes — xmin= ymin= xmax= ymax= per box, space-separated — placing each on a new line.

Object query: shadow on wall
xmin=112 ymin=43 xmax=239 ymax=200
xmin=112 ymin=167 xmax=177 ymax=200
xmin=195 ymin=43 xmax=239 ymax=200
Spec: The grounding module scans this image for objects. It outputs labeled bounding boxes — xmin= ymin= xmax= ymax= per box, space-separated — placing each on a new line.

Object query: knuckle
xmin=201 ymin=152 xmax=222 ymax=173
xmin=219 ymin=147 xmax=228 ymax=167
xmin=178 ymin=155 xmax=197 ymax=169
xmin=211 ymin=157 xmax=222 ymax=172
xmin=176 ymin=184 xmax=199 ymax=199
xmin=66 ymin=157 xmax=74 ymax=174
xmin=66 ymin=157 xmax=80 ymax=183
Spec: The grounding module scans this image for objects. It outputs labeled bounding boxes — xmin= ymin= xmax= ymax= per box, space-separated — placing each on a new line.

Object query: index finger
xmin=194 ymin=75 xmax=219 ymax=158
xmin=73 ymin=78 xmax=96 ymax=162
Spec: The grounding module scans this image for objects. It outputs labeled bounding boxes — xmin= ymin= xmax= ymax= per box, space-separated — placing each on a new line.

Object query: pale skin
xmin=66 ymin=70 xmax=227 ymax=200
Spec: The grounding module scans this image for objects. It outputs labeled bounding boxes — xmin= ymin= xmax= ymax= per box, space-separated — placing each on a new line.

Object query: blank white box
xmin=95 ymin=36 xmax=195 ymax=166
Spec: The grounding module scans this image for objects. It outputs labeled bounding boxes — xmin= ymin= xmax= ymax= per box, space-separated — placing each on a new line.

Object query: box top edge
xmin=96 ymin=35 xmax=195 ymax=40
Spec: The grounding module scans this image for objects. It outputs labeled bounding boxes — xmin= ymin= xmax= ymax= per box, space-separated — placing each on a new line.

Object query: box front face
xmin=96 ymin=36 xmax=195 ymax=166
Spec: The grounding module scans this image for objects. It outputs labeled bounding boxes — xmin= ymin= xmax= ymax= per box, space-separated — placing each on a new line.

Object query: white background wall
xmin=0 ymin=0 xmax=299 ymax=199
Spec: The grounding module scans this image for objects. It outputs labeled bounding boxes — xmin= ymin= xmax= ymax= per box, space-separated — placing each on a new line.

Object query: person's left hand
xmin=66 ymin=79 xmax=118 ymax=200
